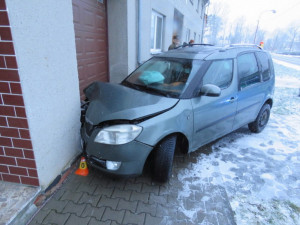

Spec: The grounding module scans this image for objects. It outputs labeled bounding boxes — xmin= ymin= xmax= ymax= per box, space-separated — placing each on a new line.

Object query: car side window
xmin=256 ymin=52 xmax=271 ymax=81
xmin=202 ymin=59 xmax=233 ymax=89
xmin=237 ymin=53 xmax=260 ymax=89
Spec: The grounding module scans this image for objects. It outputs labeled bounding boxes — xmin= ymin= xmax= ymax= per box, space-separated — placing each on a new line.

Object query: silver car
xmin=80 ymin=44 xmax=275 ymax=182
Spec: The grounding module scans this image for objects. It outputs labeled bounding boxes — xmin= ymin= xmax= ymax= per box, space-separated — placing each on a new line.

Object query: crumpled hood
xmin=84 ymin=82 xmax=179 ymax=125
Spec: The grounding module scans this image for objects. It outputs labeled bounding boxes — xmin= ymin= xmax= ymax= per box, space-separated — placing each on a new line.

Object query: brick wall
xmin=0 ymin=0 xmax=39 ymax=186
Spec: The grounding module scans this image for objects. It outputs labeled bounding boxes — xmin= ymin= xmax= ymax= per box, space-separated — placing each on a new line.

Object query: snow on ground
xmin=177 ymin=61 xmax=300 ymax=224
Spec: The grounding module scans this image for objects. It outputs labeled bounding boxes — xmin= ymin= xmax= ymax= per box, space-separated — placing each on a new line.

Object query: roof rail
xmin=175 ymin=43 xmax=214 ymax=49
xmin=228 ymin=44 xmax=262 ymax=50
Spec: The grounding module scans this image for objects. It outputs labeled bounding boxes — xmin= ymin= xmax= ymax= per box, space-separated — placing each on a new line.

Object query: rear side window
xmin=202 ymin=59 xmax=233 ymax=89
xmin=256 ymin=52 xmax=271 ymax=81
xmin=237 ymin=53 xmax=260 ymax=89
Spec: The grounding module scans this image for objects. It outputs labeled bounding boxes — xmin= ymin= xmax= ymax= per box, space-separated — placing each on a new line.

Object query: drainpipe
xmin=137 ymin=0 xmax=142 ymax=65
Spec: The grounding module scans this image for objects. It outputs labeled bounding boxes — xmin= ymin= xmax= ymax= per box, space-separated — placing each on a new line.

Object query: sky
xmin=209 ymin=0 xmax=300 ymax=33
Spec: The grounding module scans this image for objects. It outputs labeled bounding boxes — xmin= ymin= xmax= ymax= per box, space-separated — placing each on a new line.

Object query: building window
xmin=151 ymin=11 xmax=164 ymax=54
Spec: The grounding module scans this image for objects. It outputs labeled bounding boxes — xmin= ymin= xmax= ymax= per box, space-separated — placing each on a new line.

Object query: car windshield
xmin=123 ymin=57 xmax=203 ymax=98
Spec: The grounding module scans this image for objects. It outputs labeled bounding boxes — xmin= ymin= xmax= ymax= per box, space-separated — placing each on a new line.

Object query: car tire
xmin=152 ymin=135 xmax=177 ymax=183
xmin=248 ymin=104 xmax=271 ymax=133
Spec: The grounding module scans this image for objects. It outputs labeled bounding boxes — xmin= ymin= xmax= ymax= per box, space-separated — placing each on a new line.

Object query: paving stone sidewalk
xmin=28 ymin=149 xmax=236 ymax=225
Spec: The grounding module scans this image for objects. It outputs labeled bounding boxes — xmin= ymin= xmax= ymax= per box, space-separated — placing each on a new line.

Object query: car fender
xmin=136 ymin=99 xmax=193 ymax=150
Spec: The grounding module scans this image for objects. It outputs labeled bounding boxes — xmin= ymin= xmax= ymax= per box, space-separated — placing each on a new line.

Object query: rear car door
xmin=233 ymin=52 xmax=266 ymax=129
xmin=191 ymin=59 xmax=237 ymax=150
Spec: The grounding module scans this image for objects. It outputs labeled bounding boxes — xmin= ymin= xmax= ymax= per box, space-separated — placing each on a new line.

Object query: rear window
xmin=256 ymin=52 xmax=271 ymax=81
xmin=237 ymin=53 xmax=260 ymax=89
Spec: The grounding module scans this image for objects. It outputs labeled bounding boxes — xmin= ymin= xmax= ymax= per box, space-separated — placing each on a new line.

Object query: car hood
xmin=84 ymin=82 xmax=179 ymax=125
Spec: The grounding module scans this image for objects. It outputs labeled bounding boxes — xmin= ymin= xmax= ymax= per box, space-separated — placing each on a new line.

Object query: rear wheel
xmin=152 ymin=135 xmax=177 ymax=183
xmin=248 ymin=104 xmax=271 ymax=133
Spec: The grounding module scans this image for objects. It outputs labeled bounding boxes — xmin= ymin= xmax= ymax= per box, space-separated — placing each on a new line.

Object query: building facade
xmin=0 ymin=0 xmax=208 ymax=189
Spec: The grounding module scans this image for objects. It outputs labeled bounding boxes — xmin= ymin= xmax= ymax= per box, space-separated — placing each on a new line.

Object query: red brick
xmin=0 ymin=96 xmax=2 ymax=104
xmin=13 ymin=138 xmax=32 ymax=149
xmin=19 ymin=129 xmax=30 ymax=139
xmin=4 ymin=147 xmax=23 ymax=157
xmin=0 ymin=165 xmax=8 ymax=173
xmin=0 ymin=11 xmax=9 ymax=26
xmin=3 ymin=173 xmax=20 ymax=183
xmin=0 ymin=116 xmax=7 ymax=126
xmin=5 ymin=56 xmax=18 ymax=69
xmin=23 ymin=150 xmax=34 ymax=159
xmin=0 ymin=27 xmax=12 ymax=40
xmin=0 ymin=0 xmax=6 ymax=10
xmin=20 ymin=176 xmax=39 ymax=186
xmin=0 ymin=56 xmax=5 ymax=68
xmin=0 ymin=146 xmax=3 ymax=155
xmin=7 ymin=117 xmax=28 ymax=128
xmin=0 ymin=155 xmax=16 ymax=165
xmin=28 ymin=169 xmax=38 ymax=178
xmin=0 ymin=82 xmax=10 ymax=93
xmin=0 ymin=105 xmax=15 ymax=116
xmin=10 ymin=83 xmax=22 ymax=94
xmin=17 ymin=158 xmax=36 ymax=169
xmin=0 ymin=69 xmax=20 ymax=82
xmin=2 ymin=94 xmax=24 ymax=106
xmin=0 ymin=42 xmax=14 ymax=55
xmin=9 ymin=166 xmax=28 ymax=176
xmin=0 ymin=136 xmax=12 ymax=146
xmin=0 ymin=127 xmax=19 ymax=137
xmin=15 ymin=107 xmax=26 ymax=118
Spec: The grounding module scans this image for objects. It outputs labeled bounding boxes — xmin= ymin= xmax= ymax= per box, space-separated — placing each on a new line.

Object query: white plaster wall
xmin=6 ymin=0 xmax=81 ymax=188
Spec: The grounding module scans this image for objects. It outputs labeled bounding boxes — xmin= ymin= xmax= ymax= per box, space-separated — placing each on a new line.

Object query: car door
xmin=191 ymin=59 xmax=238 ymax=150
xmin=233 ymin=52 xmax=266 ymax=130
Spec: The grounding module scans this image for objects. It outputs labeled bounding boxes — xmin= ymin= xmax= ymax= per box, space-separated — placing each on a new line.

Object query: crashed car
xmin=80 ymin=44 xmax=275 ymax=182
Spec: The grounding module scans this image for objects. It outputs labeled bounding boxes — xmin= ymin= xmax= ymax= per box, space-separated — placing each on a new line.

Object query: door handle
xmin=227 ymin=97 xmax=237 ymax=103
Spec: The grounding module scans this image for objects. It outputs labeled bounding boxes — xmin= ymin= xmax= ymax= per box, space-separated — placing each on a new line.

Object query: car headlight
xmin=94 ymin=124 xmax=142 ymax=145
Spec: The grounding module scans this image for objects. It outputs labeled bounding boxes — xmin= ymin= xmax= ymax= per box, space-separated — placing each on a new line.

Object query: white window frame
xmin=150 ymin=11 xmax=164 ymax=54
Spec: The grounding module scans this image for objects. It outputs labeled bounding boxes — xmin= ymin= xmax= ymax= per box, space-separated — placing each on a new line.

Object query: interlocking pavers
xmin=130 ymin=191 xmax=150 ymax=203
xmin=101 ymin=208 xmax=125 ymax=224
xmin=27 ymin=209 xmax=49 ymax=225
xmin=117 ymin=199 xmax=138 ymax=212
xmin=81 ymin=204 xmax=105 ymax=221
xmin=28 ymin=152 xmax=237 ymax=225
xmin=60 ymin=190 xmax=83 ymax=203
xmin=136 ymin=201 xmax=156 ymax=217
xmin=94 ymin=186 xmax=114 ymax=197
xmin=148 ymin=193 xmax=167 ymax=205
xmin=97 ymin=195 xmax=119 ymax=210
xmin=62 ymin=201 xmax=86 ymax=216
xmin=42 ymin=210 xmax=70 ymax=225
xmin=79 ymin=193 xmax=101 ymax=207
xmin=111 ymin=188 xmax=132 ymax=201
xmin=123 ymin=211 xmax=145 ymax=225
xmin=88 ymin=217 xmax=111 ymax=225
xmin=65 ymin=214 xmax=90 ymax=225
xmin=144 ymin=214 xmax=164 ymax=225
xmin=40 ymin=198 xmax=68 ymax=213
xmin=75 ymin=183 xmax=97 ymax=194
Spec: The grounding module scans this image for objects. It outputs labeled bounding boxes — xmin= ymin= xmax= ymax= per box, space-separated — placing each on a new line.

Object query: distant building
xmin=0 ymin=0 xmax=208 ymax=189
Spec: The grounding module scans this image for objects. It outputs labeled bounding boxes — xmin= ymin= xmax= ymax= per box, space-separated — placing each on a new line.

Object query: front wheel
xmin=152 ymin=135 xmax=177 ymax=183
xmin=248 ymin=104 xmax=271 ymax=133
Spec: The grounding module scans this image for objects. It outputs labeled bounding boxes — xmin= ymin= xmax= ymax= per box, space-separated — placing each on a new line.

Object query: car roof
xmin=157 ymin=44 xmax=267 ymax=61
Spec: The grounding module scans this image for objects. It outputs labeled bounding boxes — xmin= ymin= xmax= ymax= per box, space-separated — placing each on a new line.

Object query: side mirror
xmin=200 ymin=84 xmax=221 ymax=97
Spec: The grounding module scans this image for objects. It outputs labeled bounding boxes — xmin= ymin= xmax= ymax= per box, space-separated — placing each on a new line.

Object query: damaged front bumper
xmin=80 ymin=122 xmax=153 ymax=176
